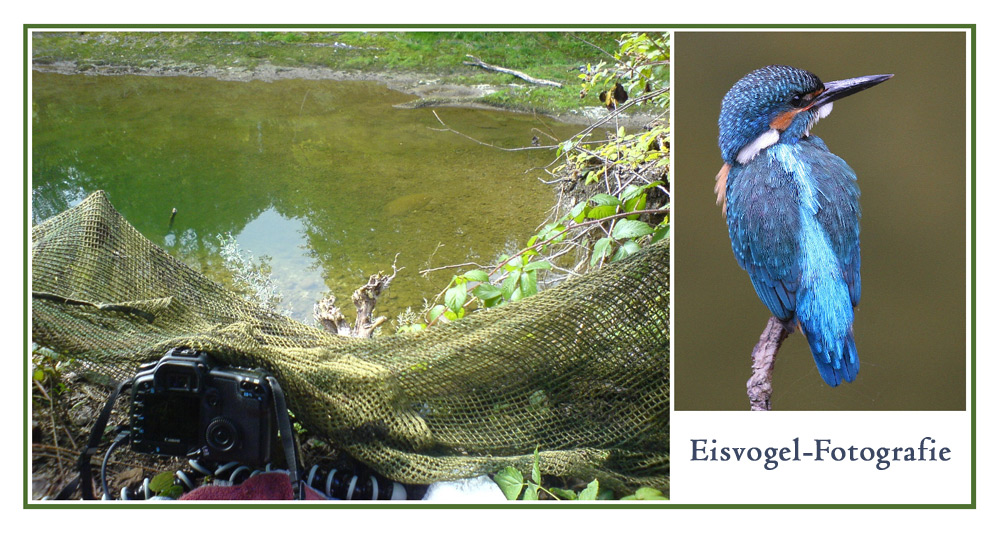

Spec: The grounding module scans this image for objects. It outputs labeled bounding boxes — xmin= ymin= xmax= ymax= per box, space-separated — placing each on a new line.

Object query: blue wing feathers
xmin=725 ymin=136 xmax=862 ymax=386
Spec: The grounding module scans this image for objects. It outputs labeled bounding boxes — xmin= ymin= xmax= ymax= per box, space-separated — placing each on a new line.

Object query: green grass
xmin=31 ymin=31 xmax=624 ymax=113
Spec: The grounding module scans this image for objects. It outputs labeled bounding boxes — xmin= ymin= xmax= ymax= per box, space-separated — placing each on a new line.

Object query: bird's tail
xmin=803 ymin=327 xmax=859 ymax=387
xmin=796 ymin=283 xmax=859 ymax=387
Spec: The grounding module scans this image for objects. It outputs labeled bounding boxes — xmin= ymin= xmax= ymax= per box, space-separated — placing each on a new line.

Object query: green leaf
xmin=549 ymin=487 xmax=578 ymax=500
xmin=501 ymin=274 xmax=519 ymax=300
xmin=149 ymin=472 xmax=175 ymax=494
xmin=520 ymin=270 xmax=538 ymax=298
xmin=494 ymin=467 xmax=524 ymax=500
xmin=427 ymin=304 xmax=447 ymax=323
xmin=624 ymin=193 xmax=647 ymax=219
xmin=591 ymin=237 xmax=612 ymax=267
xmin=619 ymin=184 xmax=645 ymax=203
xmin=473 ymin=284 xmax=502 ymax=301
xmin=568 ymin=201 xmax=587 ymax=222
xmin=509 ymin=286 xmax=523 ymax=302
xmin=33 ymin=369 xmax=45 ymax=381
xmin=444 ymin=283 xmax=467 ymax=314
xmin=578 ymin=479 xmax=600 ymax=500
xmin=652 ymin=223 xmax=669 ymax=243
xmin=463 ymin=269 xmax=490 ymax=283
xmin=523 ymin=484 xmax=539 ymax=500
xmin=612 ymin=239 xmax=641 ymax=261
xmin=531 ymin=447 xmax=541 ymax=484
xmin=634 ymin=487 xmax=668 ymax=500
xmin=612 ymin=219 xmax=654 ymax=240
xmin=522 ymin=260 xmax=552 ymax=272
xmin=160 ymin=484 xmax=184 ymax=499
xmin=590 ymin=193 xmax=622 ymax=207
xmin=587 ymin=205 xmax=618 ymax=220
xmin=538 ymin=223 xmax=566 ymax=244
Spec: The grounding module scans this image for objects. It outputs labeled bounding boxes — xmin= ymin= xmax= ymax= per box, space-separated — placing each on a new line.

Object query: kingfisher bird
xmin=715 ymin=65 xmax=892 ymax=387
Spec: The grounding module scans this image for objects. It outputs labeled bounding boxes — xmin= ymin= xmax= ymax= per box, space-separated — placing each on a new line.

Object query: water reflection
xmin=233 ymin=208 xmax=326 ymax=321
xmin=31 ymin=72 xmax=580 ymax=323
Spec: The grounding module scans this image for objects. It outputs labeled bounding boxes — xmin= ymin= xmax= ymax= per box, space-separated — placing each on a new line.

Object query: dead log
xmin=315 ymin=256 xmax=400 ymax=338
xmin=463 ymin=55 xmax=563 ymax=87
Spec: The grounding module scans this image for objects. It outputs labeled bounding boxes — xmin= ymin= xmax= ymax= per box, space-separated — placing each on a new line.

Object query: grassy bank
xmin=31 ymin=31 xmax=623 ymax=114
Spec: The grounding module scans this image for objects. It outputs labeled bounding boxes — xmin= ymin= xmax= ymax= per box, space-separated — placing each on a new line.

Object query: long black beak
xmin=812 ymin=73 xmax=893 ymax=108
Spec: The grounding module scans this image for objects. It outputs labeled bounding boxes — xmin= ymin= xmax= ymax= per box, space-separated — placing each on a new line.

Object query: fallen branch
xmin=315 ymin=255 xmax=401 ymax=338
xmin=747 ymin=316 xmax=792 ymax=411
xmin=463 ymin=55 xmax=563 ymax=87
xmin=430 ymin=110 xmax=548 ymax=152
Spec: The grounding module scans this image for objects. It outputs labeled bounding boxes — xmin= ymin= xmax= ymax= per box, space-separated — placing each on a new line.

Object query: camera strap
xmin=53 ymin=368 xmax=302 ymax=500
xmin=54 ymin=378 xmax=133 ymax=500
xmin=265 ymin=375 xmax=303 ymax=500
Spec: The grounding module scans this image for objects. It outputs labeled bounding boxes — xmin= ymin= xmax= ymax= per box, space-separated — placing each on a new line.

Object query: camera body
xmin=130 ymin=347 xmax=273 ymax=466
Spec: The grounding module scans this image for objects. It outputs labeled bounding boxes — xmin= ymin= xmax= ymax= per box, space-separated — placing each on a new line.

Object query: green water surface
xmin=32 ymin=72 xmax=578 ymax=323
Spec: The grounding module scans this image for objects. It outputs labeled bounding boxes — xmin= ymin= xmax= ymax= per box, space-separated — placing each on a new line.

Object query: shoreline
xmin=32 ymin=60 xmax=656 ymax=127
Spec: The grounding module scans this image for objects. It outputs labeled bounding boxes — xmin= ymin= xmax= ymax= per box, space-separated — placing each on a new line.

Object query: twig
xmin=430 ymin=111 xmax=550 ymax=152
xmin=33 ymin=379 xmax=64 ymax=471
xmin=541 ymin=90 xmax=669 ymax=169
xmin=463 ymin=55 xmax=563 ymax=87
xmin=419 ymin=261 xmax=489 ymax=277
xmin=747 ymin=316 xmax=792 ymax=411
xmin=568 ymin=34 xmax=617 ymax=61
xmin=485 ymin=208 xmax=668 ymax=277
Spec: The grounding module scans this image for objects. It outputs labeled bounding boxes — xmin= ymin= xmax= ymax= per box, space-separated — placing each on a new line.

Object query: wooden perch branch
xmin=315 ymin=255 xmax=401 ymax=338
xmin=463 ymin=55 xmax=563 ymax=87
xmin=747 ymin=316 xmax=791 ymax=411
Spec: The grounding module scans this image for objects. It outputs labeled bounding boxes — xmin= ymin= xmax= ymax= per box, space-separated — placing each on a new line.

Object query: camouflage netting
xmin=31 ymin=191 xmax=669 ymax=494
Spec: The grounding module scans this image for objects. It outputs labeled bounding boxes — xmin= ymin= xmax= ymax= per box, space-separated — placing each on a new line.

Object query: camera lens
xmin=206 ymin=418 xmax=239 ymax=451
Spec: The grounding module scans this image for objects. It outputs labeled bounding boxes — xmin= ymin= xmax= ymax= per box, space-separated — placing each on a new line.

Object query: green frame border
xmin=23 ymin=23 xmax=976 ymax=510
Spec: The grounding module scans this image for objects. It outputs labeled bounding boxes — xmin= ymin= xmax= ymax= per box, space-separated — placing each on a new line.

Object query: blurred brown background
xmin=673 ymin=31 xmax=967 ymax=410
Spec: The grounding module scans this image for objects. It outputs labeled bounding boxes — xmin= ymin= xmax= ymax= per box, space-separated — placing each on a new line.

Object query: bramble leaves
xmin=620 ymin=486 xmax=668 ymax=500
xmin=494 ymin=447 xmax=602 ymax=501
xmin=404 ymin=32 xmax=668 ymax=334
xmin=494 ymin=466 xmax=525 ymax=500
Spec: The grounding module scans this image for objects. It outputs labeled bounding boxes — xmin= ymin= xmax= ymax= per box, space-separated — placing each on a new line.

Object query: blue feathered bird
xmin=715 ymin=65 xmax=892 ymax=387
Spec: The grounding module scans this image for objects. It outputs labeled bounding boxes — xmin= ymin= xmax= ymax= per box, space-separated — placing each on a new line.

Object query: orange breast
xmin=715 ymin=163 xmax=730 ymax=211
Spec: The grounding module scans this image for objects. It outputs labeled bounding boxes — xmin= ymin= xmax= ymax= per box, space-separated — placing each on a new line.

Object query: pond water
xmin=31 ymin=72 xmax=580 ymax=324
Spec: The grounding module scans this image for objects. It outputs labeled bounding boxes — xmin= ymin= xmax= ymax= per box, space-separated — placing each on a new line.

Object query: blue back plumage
xmin=718 ymin=65 xmax=879 ymax=387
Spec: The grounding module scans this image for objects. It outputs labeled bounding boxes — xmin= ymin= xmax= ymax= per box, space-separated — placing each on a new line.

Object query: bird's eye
xmin=789 ymin=94 xmax=812 ymax=107
xmin=790 ymin=92 xmax=815 ymax=108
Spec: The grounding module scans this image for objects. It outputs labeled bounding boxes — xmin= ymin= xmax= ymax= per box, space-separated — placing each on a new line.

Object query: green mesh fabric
xmin=31 ymin=191 xmax=669 ymax=494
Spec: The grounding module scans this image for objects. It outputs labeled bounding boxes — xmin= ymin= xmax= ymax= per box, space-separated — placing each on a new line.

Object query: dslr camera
xmin=130 ymin=347 xmax=274 ymax=466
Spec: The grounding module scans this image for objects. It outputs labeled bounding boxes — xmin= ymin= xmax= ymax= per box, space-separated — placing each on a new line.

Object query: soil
xmin=30 ymin=370 xmax=187 ymax=500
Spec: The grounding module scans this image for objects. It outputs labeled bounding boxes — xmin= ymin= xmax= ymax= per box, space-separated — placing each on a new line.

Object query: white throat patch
xmin=736 ymin=128 xmax=780 ymax=165
xmin=806 ymin=102 xmax=834 ymax=136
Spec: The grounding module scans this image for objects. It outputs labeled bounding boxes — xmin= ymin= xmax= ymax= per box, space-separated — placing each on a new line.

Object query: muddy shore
xmin=33 ymin=59 xmax=654 ymax=127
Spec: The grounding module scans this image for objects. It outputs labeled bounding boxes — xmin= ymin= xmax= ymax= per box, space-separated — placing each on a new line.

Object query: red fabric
xmin=179 ymin=472 xmax=326 ymax=500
